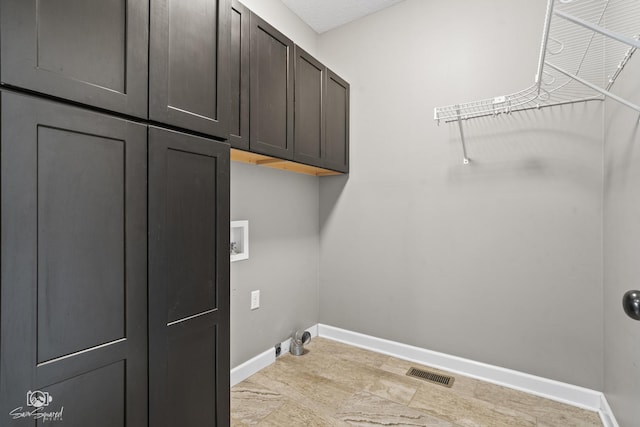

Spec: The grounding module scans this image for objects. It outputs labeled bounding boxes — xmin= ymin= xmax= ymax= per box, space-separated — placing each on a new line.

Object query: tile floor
xmin=230 ymin=338 xmax=603 ymax=426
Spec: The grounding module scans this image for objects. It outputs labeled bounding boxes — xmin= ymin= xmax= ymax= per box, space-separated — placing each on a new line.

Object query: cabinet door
xmin=149 ymin=127 xmax=230 ymax=427
xmin=0 ymin=0 xmax=148 ymax=118
xmin=0 ymin=91 xmax=148 ymax=426
xmin=325 ymin=69 xmax=350 ymax=173
xmin=250 ymin=13 xmax=294 ymax=159
xmin=229 ymin=0 xmax=250 ymax=150
xmin=294 ymin=46 xmax=326 ymax=168
xmin=150 ymin=0 xmax=230 ymax=138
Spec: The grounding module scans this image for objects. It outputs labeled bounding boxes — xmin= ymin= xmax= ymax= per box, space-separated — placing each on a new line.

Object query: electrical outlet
xmin=275 ymin=343 xmax=281 ymax=357
xmin=250 ymin=290 xmax=260 ymax=310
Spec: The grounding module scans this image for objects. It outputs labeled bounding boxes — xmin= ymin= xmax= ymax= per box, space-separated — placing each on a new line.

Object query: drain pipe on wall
xmin=290 ymin=330 xmax=311 ymax=356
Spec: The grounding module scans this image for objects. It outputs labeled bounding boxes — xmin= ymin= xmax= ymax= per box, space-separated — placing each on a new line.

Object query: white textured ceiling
xmin=280 ymin=0 xmax=405 ymax=33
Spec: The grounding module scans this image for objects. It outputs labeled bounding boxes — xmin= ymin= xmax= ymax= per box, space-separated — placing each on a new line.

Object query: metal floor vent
xmin=406 ymin=367 xmax=455 ymax=388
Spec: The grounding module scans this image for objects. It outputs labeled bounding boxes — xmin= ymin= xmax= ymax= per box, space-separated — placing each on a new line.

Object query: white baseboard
xmin=230 ymin=325 xmax=319 ymax=387
xmin=599 ymin=394 xmax=620 ymax=427
xmin=318 ymin=324 xmax=603 ymax=412
xmin=231 ymin=323 xmax=618 ymax=423
xmin=230 ymin=347 xmax=274 ymax=387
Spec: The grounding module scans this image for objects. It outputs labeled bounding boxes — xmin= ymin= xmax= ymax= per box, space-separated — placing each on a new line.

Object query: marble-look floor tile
xmin=230 ymin=379 xmax=287 ymax=425
xmin=337 ymin=391 xmax=455 ymax=427
xmin=409 ymin=382 xmax=537 ymax=427
xmin=473 ymin=382 xmax=602 ymax=426
xmin=231 ymin=416 xmax=250 ymax=427
xmin=537 ymin=421 xmax=603 ymax=427
xmin=231 ymin=338 xmax=603 ymax=427
xmin=251 ymin=368 xmax=354 ymax=417
xmin=364 ymin=373 xmax=419 ymax=405
xmin=317 ymin=357 xmax=419 ymax=405
xmin=258 ymin=400 xmax=342 ymax=426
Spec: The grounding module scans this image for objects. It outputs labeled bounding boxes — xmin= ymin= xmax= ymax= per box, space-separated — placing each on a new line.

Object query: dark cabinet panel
xmin=0 ymin=91 xmax=148 ymax=426
xmin=166 ymin=316 xmax=218 ymax=426
xmin=165 ymin=148 xmax=218 ymax=324
xmin=0 ymin=0 xmax=148 ymax=118
xmin=149 ymin=126 xmax=230 ymax=427
xmin=150 ymin=0 xmax=230 ymax=138
xmin=325 ymin=69 xmax=350 ymax=173
xmin=229 ymin=0 xmax=250 ymax=150
xmin=250 ymin=13 xmax=294 ymax=159
xmin=294 ymin=46 xmax=325 ymax=168
xmin=37 ymin=126 xmax=127 ymax=363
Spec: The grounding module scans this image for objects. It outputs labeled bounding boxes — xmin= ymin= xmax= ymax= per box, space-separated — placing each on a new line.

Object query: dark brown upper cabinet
xmin=293 ymin=46 xmax=325 ymax=169
xmin=249 ymin=13 xmax=294 ymax=160
xmin=228 ymin=1 xmax=349 ymax=175
xmin=150 ymin=0 xmax=230 ymax=139
xmin=229 ymin=0 xmax=250 ymax=150
xmin=0 ymin=0 xmax=149 ymax=118
xmin=325 ymin=69 xmax=350 ymax=173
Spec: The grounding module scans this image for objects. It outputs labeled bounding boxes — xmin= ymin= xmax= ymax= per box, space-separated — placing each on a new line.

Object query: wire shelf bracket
xmin=435 ymin=0 xmax=640 ymax=163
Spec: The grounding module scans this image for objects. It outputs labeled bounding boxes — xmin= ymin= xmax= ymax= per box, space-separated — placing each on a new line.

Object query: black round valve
xmin=622 ymin=290 xmax=640 ymax=321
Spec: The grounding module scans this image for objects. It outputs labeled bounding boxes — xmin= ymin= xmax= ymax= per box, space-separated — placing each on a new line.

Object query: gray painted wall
xmin=230 ymin=163 xmax=319 ymax=367
xmin=317 ymin=0 xmax=604 ymax=390
xmin=603 ymin=49 xmax=640 ymax=426
xmin=229 ymin=0 xmax=320 ymax=368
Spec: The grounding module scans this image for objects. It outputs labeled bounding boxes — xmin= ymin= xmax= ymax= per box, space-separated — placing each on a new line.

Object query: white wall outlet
xmin=250 ymin=290 xmax=260 ymax=310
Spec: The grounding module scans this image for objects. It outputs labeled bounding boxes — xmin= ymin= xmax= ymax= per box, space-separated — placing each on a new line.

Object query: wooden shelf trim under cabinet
xmin=231 ymin=149 xmax=341 ymax=176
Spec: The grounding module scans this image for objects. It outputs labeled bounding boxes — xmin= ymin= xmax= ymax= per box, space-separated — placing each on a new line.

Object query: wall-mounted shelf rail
xmin=434 ymin=0 xmax=640 ymax=125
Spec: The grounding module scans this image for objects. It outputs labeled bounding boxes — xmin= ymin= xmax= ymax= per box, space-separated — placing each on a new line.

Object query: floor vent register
xmin=406 ymin=367 xmax=455 ymax=388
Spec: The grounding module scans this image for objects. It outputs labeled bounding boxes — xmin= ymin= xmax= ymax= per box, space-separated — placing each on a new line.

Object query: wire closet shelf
xmin=433 ymin=0 xmax=640 ymax=124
